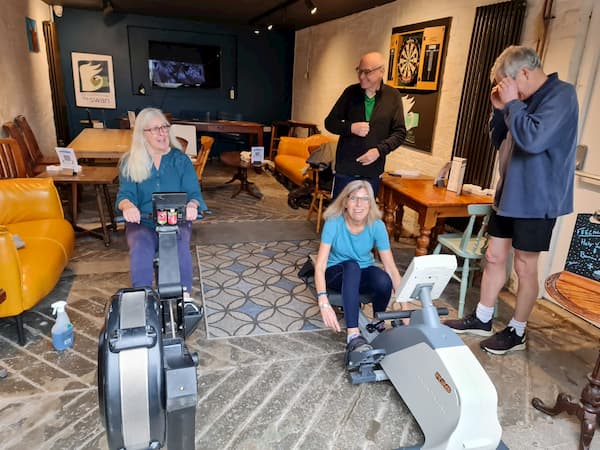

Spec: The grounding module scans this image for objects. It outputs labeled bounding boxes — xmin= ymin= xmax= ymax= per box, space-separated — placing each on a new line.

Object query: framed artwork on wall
xmin=25 ymin=17 xmax=40 ymax=52
xmin=71 ymin=52 xmax=116 ymax=109
xmin=386 ymin=17 xmax=451 ymax=153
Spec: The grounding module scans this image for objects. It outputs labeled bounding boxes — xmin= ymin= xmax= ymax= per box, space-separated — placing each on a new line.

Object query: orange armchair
xmin=274 ymin=134 xmax=334 ymax=186
xmin=0 ymin=178 xmax=74 ymax=345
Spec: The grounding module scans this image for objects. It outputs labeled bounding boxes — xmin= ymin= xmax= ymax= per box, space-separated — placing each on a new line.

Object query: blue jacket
xmin=490 ymin=73 xmax=578 ymax=219
xmin=116 ymin=148 xmax=207 ymax=229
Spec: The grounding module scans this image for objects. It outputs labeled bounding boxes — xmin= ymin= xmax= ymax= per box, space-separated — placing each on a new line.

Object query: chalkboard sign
xmin=565 ymin=213 xmax=600 ymax=281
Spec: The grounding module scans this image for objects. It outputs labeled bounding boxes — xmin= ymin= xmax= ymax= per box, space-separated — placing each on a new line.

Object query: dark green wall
xmin=56 ymin=8 xmax=294 ymax=139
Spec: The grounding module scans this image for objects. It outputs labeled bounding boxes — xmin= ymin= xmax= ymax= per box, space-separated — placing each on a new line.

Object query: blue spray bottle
xmin=51 ymin=301 xmax=74 ymax=351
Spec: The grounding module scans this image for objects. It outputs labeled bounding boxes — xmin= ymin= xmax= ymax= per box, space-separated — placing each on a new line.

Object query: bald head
xmin=357 ymin=52 xmax=385 ymax=94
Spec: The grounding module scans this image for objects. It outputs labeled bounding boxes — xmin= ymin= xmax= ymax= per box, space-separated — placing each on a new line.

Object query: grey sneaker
xmin=444 ymin=312 xmax=493 ymax=337
xmin=480 ymin=327 xmax=526 ymax=355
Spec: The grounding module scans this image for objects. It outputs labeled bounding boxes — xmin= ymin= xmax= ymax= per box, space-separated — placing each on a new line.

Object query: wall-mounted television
xmin=148 ymin=40 xmax=221 ymax=89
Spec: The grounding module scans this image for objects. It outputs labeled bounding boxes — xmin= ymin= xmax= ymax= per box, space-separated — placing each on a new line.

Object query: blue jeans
xmin=325 ymin=260 xmax=392 ymax=328
xmin=332 ymin=173 xmax=381 ymax=200
xmin=125 ymin=221 xmax=194 ymax=294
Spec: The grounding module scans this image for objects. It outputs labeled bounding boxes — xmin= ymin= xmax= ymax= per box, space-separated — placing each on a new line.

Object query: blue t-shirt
xmin=116 ymin=148 xmax=207 ymax=228
xmin=321 ymin=215 xmax=390 ymax=268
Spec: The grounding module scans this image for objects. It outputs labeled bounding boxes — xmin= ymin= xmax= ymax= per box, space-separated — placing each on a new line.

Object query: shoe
xmin=480 ymin=327 xmax=526 ymax=355
xmin=183 ymin=297 xmax=204 ymax=318
xmin=345 ymin=335 xmax=373 ymax=368
xmin=444 ymin=312 xmax=493 ymax=336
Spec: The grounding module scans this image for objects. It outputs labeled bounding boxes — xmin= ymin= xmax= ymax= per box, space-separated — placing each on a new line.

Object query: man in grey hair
xmin=445 ymin=45 xmax=579 ymax=354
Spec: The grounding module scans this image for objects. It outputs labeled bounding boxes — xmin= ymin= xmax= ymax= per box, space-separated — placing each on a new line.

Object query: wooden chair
xmin=306 ymin=166 xmax=331 ymax=233
xmin=3 ymin=121 xmax=41 ymax=176
xmin=194 ymin=136 xmax=215 ymax=188
xmin=433 ymin=204 xmax=492 ymax=318
xmin=0 ymin=138 xmax=28 ymax=178
xmin=171 ymin=123 xmax=197 ymax=156
xmin=14 ymin=115 xmax=59 ymax=168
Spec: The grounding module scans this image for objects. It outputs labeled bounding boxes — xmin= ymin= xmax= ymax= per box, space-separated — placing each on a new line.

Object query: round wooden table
xmin=220 ymin=152 xmax=263 ymax=199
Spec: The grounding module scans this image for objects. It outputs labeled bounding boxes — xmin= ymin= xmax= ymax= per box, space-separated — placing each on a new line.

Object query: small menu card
xmin=55 ymin=147 xmax=79 ymax=172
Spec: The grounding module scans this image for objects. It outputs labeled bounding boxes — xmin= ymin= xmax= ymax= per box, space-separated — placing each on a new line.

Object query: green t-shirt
xmin=364 ymin=95 xmax=375 ymax=121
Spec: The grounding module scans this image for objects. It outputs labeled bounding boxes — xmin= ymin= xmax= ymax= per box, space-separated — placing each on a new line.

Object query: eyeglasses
xmin=143 ymin=124 xmax=170 ymax=136
xmin=348 ymin=195 xmax=370 ymax=204
xmin=355 ymin=65 xmax=383 ymax=77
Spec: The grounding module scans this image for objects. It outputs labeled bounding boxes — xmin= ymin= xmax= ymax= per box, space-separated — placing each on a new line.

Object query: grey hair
xmin=119 ymin=107 xmax=179 ymax=182
xmin=489 ymin=45 xmax=541 ymax=82
xmin=323 ymin=179 xmax=382 ymax=224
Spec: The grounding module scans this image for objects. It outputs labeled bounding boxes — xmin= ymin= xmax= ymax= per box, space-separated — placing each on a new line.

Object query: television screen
xmin=148 ymin=40 xmax=221 ymax=89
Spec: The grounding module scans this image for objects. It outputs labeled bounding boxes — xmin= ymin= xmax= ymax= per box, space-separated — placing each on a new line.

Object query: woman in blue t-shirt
xmin=314 ymin=179 xmax=402 ymax=358
xmin=116 ymin=107 xmax=207 ymax=303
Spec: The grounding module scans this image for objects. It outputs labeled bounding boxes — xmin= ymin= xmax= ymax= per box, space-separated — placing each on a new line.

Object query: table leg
xmin=103 ymin=184 xmax=116 ymax=230
xmin=382 ymin=188 xmax=396 ymax=239
xmin=94 ymin=184 xmax=110 ymax=246
xmin=394 ymin=205 xmax=405 ymax=241
xmin=416 ymin=227 xmax=431 ymax=256
xmin=71 ymin=184 xmax=78 ymax=224
xmin=532 ymin=349 xmax=600 ymax=450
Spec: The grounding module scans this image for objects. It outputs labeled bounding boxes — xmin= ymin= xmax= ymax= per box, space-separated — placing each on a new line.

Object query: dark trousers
xmin=125 ymin=221 xmax=194 ymax=294
xmin=325 ymin=260 xmax=392 ymax=328
xmin=332 ymin=173 xmax=381 ymax=200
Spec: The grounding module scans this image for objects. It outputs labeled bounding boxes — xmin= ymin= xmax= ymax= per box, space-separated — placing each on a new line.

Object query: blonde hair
xmin=119 ymin=107 xmax=179 ymax=182
xmin=490 ymin=45 xmax=541 ymax=83
xmin=323 ymin=180 xmax=382 ymax=224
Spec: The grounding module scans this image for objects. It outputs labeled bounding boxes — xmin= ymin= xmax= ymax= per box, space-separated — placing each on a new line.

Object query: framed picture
xmin=25 ymin=17 xmax=40 ymax=52
xmin=71 ymin=52 xmax=116 ymax=109
xmin=387 ymin=19 xmax=449 ymax=91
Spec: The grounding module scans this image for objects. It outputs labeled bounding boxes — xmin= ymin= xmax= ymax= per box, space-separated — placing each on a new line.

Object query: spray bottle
xmin=51 ymin=301 xmax=74 ymax=351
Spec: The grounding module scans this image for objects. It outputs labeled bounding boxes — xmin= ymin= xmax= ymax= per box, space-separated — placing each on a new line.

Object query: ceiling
xmin=42 ymin=0 xmax=396 ymax=30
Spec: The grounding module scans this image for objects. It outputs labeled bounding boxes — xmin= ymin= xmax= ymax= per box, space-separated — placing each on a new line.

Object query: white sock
xmin=475 ymin=303 xmax=494 ymax=323
xmin=508 ymin=318 xmax=526 ymax=336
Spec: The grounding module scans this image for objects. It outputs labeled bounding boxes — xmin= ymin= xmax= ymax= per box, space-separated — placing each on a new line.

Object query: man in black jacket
xmin=325 ymin=52 xmax=406 ymax=199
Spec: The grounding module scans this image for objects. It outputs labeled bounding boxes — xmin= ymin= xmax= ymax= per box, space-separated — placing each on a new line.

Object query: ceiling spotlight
xmin=305 ymin=0 xmax=317 ymax=15
xmin=253 ymin=29 xmax=261 ymax=35
xmin=267 ymin=24 xmax=273 ymax=31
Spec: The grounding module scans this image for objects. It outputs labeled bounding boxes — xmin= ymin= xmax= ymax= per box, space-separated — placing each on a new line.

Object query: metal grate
xmin=452 ymin=0 xmax=526 ymax=187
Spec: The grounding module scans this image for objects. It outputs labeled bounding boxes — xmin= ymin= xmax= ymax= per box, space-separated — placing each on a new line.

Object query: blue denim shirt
xmin=116 ymin=148 xmax=207 ymax=228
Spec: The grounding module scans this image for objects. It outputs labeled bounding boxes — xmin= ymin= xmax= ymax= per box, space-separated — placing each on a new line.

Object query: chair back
xmin=171 ymin=124 xmax=197 ymax=156
xmin=195 ymin=136 xmax=215 ymax=185
xmin=14 ymin=115 xmax=44 ymax=165
xmin=3 ymin=121 xmax=35 ymax=176
xmin=0 ymin=138 xmax=28 ymax=178
xmin=459 ymin=204 xmax=492 ymax=254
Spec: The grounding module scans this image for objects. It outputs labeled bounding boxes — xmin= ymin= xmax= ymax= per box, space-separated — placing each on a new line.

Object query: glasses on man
xmin=355 ymin=65 xmax=383 ymax=77
xmin=143 ymin=124 xmax=171 ymax=136
xmin=348 ymin=195 xmax=370 ymax=204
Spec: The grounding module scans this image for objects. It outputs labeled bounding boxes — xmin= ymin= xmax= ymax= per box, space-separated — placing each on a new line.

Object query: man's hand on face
xmin=494 ymin=76 xmax=520 ymax=106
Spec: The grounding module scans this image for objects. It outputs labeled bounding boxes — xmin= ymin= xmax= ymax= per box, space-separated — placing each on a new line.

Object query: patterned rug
xmin=197 ymin=240 xmax=325 ymax=338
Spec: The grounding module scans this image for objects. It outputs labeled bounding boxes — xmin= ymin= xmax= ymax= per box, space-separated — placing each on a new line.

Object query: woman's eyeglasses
xmin=143 ymin=125 xmax=171 ymax=136
xmin=348 ymin=195 xmax=370 ymax=204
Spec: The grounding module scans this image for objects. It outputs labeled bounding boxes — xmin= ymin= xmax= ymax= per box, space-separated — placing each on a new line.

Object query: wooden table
xmin=37 ymin=166 xmax=119 ymax=246
xmin=220 ymin=152 xmax=263 ymax=199
xmin=380 ymin=175 xmax=493 ymax=256
xmin=68 ymin=128 xmax=132 ymax=160
xmin=532 ymin=271 xmax=600 ymax=450
xmin=172 ymin=119 xmax=264 ymax=146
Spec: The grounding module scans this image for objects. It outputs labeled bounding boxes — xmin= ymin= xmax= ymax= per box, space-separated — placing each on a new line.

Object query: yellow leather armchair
xmin=0 ymin=178 xmax=74 ymax=345
xmin=274 ymin=134 xmax=334 ymax=186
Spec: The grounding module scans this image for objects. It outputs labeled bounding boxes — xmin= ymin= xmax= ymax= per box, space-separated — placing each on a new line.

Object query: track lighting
xmin=267 ymin=24 xmax=273 ymax=31
xmin=305 ymin=0 xmax=317 ymax=15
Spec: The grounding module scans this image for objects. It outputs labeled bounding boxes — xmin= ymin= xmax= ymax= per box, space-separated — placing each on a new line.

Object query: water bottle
xmin=51 ymin=301 xmax=74 ymax=351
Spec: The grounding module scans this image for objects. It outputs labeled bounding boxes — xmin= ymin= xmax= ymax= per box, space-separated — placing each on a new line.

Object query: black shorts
xmin=487 ymin=211 xmax=556 ymax=252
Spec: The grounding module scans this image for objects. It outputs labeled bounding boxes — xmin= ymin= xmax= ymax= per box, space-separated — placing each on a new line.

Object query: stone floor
xmin=1 ymin=160 xmax=600 ymax=449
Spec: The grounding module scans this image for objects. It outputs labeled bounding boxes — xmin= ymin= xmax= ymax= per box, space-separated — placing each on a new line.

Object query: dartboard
xmin=397 ymin=37 xmax=420 ymax=85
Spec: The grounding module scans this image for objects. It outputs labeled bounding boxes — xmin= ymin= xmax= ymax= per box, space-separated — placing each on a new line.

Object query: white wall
xmin=0 ymin=0 xmax=56 ymax=155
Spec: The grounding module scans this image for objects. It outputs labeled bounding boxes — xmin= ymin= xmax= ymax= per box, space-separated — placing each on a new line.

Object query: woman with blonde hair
xmin=314 ymin=180 xmax=401 ymax=361
xmin=116 ymin=107 xmax=207 ymax=302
